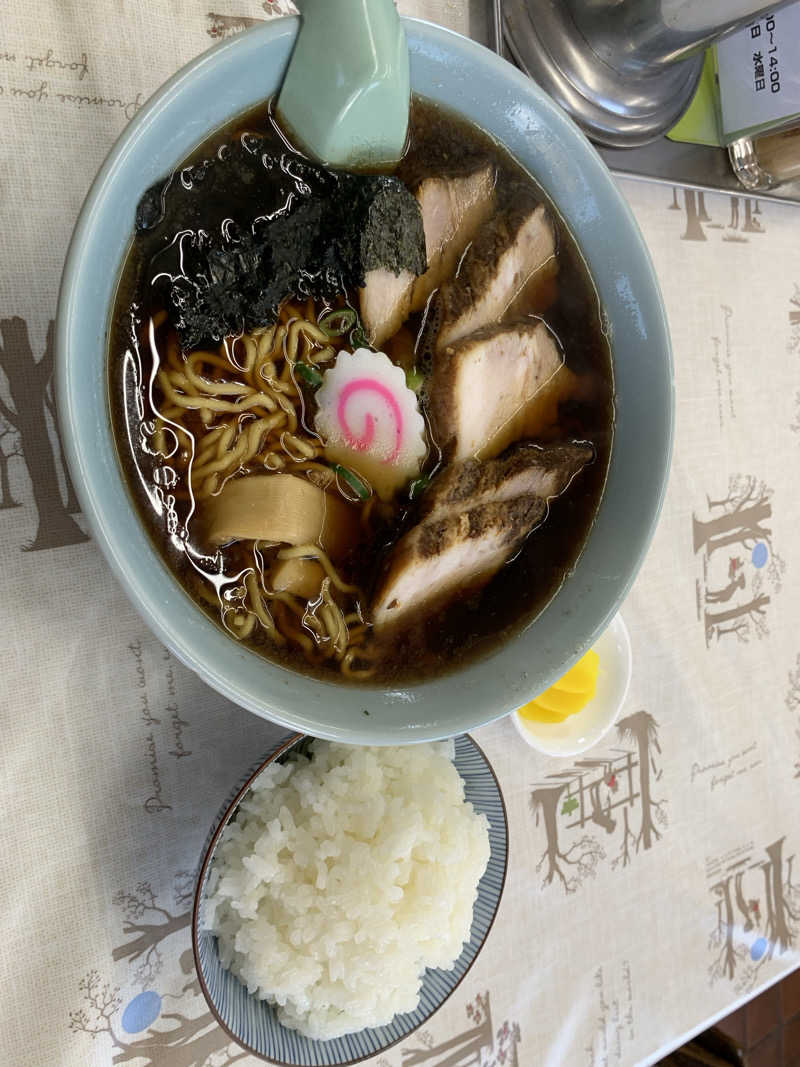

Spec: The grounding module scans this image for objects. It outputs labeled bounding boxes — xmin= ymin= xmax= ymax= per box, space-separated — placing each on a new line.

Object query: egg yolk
xmin=517 ymin=649 xmax=599 ymax=724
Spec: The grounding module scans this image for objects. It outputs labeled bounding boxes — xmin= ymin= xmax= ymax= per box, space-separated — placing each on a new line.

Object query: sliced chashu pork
xmin=409 ymin=163 xmax=495 ymax=311
xmin=436 ymin=202 xmax=556 ymax=351
xmin=429 ymin=319 xmax=576 ymax=462
xmin=372 ymin=496 xmax=545 ymax=631
xmin=420 ymin=441 xmax=594 ymax=520
xmin=371 ymin=440 xmax=592 ymax=631
xmin=358 ymin=266 xmax=415 ymax=351
xmin=359 ymin=162 xmax=495 ymax=347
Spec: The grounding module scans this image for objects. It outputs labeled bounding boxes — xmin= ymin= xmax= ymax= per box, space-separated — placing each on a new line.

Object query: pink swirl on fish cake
xmin=337 ymin=378 xmax=403 ymax=463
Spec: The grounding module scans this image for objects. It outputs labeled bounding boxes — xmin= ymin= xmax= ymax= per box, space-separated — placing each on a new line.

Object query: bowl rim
xmin=191 ymin=731 xmax=510 ymax=1064
xmin=56 ymin=15 xmax=674 ymax=743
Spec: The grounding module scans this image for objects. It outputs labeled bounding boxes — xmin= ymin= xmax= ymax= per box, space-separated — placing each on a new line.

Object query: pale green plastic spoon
xmin=276 ymin=0 xmax=410 ymax=168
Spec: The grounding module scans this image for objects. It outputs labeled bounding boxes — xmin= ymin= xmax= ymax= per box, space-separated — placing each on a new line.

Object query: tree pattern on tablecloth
xmin=112 ymin=876 xmax=194 ymax=989
xmin=790 ymin=283 xmax=800 ymax=355
xmin=0 ymin=410 xmax=22 ymax=509
xmin=70 ymin=873 xmax=524 ymax=1067
xmin=70 ymin=875 xmax=250 ymax=1067
xmin=669 ymin=188 xmax=766 ymax=243
xmin=69 ymin=961 xmax=252 ymax=1066
xmin=0 ymin=315 xmax=88 ymax=551
xmin=206 ymin=1 xmax=296 ymax=39
xmin=396 ymin=992 xmax=521 ymax=1067
xmin=708 ymin=837 xmax=800 ymax=995
xmin=530 ymin=711 xmax=667 ymax=893
xmin=786 ymin=653 xmax=800 ymax=779
xmin=790 ymin=284 xmax=800 ymax=433
xmin=693 ymin=475 xmax=785 ymax=645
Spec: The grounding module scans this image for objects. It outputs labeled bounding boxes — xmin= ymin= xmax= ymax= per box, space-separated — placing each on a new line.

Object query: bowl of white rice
xmin=192 ymin=733 xmax=508 ymax=1065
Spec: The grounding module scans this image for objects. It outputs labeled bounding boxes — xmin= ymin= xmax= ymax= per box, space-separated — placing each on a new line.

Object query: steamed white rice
xmin=203 ymin=740 xmax=490 ymax=1040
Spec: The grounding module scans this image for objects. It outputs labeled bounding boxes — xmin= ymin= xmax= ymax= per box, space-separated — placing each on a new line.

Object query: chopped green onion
xmin=332 ymin=463 xmax=371 ymax=501
xmin=349 ymin=325 xmax=372 ymax=350
xmin=294 ymin=362 xmax=323 ymax=388
xmin=405 ymin=367 xmax=424 ymax=393
xmin=319 ymin=308 xmax=357 ymax=337
xmin=408 ymin=474 xmax=431 ymax=500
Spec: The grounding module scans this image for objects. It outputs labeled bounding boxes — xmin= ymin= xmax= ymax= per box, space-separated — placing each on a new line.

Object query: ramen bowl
xmin=56 ymin=17 xmax=673 ymax=743
xmin=192 ymin=732 xmax=509 ymax=1064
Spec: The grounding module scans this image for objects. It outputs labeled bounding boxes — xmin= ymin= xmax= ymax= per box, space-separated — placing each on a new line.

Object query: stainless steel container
xmin=504 ymin=0 xmax=796 ymax=146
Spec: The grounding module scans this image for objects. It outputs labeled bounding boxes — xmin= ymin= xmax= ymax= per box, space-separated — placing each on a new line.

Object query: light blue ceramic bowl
xmin=192 ymin=733 xmax=509 ymax=1064
xmin=56 ymin=17 xmax=673 ymax=744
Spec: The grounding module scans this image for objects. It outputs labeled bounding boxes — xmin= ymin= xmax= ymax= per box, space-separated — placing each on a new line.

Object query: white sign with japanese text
xmin=717 ymin=1 xmax=800 ymax=140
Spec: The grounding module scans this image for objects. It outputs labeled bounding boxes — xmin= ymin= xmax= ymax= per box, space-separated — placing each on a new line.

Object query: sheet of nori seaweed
xmin=136 ymin=134 xmax=426 ymax=349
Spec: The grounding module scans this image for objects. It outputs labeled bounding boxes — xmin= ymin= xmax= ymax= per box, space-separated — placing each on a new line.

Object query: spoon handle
xmin=277 ymin=0 xmax=410 ymax=168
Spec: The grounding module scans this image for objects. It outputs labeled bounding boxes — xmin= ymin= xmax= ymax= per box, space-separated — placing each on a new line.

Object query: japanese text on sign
xmin=717 ymin=1 xmax=800 ymax=138
xmin=751 ymin=14 xmax=781 ymax=94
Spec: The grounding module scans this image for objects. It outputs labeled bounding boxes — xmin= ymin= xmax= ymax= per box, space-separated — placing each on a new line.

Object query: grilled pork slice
xmin=359 ymin=267 xmax=416 ymax=352
xmin=436 ymin=203 xmax=556 ymax=351
xmin=421 ymin=441 xmax=594 ymax=521
xmin=372 ymin=496 xmax=545 ymax=631
xmin=371 ymin=440 xmax=593 ymax=630
xmin=429 ymin=319 xmax=575 ymax=462
xmin=409 ymin=163 xmax=495 ymax=312
xmin=359 ymin=162 xmax=495 ymax=347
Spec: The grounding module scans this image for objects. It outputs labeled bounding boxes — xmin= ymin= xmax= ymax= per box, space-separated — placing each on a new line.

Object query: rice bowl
xmin=193 ymin=731 xmax=508 ymax=1065
xmin=203 ymin=740 xmax=490 ymax=1040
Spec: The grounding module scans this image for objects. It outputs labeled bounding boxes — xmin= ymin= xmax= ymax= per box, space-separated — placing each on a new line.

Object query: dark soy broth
xmin=109 ymin=97 xmax=613 ymax=685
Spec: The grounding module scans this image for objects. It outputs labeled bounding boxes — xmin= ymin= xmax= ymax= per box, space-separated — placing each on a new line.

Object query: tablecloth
xmin=1 ymin=3 xmax=799 ymax=1065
